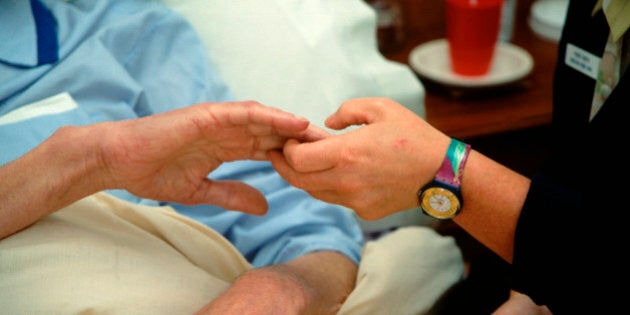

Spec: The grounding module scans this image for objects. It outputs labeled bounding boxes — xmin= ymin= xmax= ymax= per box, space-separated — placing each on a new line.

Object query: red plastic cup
xmin=446 ymin=0 xmax=503 ymax=76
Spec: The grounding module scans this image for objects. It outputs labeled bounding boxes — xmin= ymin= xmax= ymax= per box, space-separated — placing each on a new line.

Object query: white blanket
xmin=162 ymin=0 xmax=425 ymax=132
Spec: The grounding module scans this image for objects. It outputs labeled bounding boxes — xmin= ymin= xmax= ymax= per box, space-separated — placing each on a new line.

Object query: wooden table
xmin=382 ymin=0 xmax=559 ymax=140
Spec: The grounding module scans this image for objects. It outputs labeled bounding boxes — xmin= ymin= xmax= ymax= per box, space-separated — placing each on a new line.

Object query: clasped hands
xmin=93 ymin=100 xmax=328 ymax=215
xmin=100 ymin=97 xmax=447 ymax=220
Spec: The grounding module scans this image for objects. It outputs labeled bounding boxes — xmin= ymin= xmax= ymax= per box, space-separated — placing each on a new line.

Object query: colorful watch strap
xmin=435 ymin=138 xmax=471 ymax=189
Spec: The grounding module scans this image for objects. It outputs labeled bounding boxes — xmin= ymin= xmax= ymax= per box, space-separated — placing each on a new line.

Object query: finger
xmin=248 ymin=138 xmax=292 ymax=160
xmin=268 ymin=149 xmax=300 ymax=183
xmin=240 ymin=133 xmax=327 ymax=161
xmin=296 ymin=123 xmax=331 ymax=142
xmin=281 ymin=138 xmax=341 ymax=172
xmin=228 ymin=101 xmax=311 ymax=133
xmin=244 ymin=121 xmax=330 ymax=142
xmin=325 ymin=98 xmax=384 ymax=130
xmin=193 ymin=179 xmax=269 ymax=215
xmin=187 ymin=102 xmax=310 ymax=140
xmin=268 ymin=149 xmax=316 ymax=189
xmin=268 ymin=150 xmax=339 ymax=192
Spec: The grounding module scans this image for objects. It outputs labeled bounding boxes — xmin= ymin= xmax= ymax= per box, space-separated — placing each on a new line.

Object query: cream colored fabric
xmin=0 ymin=193 xmax=464 ymax=314
xmin=0 ymin=193 xmax=251 ymax=314
xmin=339 ymin=227 xmax=465 ymax=315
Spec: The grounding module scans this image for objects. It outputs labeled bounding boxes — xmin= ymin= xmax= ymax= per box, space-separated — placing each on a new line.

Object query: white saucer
xmin=408 ymin=39 xmax=534 ymax=88
xmin=528 ymin=0 xmax=569 ymax=42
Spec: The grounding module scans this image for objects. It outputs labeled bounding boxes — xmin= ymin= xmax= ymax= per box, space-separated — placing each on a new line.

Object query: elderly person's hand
xmin=98 ymin=101 xmax=324 ymax=213
xmin=0 ymin=100 xmax=325 ymax=239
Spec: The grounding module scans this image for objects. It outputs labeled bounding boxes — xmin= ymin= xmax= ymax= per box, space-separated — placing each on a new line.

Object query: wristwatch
xmin=418 ymin=138 xmax=471 ymax=220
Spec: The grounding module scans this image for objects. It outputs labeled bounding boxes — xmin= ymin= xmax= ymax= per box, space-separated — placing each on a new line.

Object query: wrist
xmin=418 ymin=138 xmax=471 ymax=220
xmin=46 ymin=124 xmax=109 ymax=200
xmin=0 ymin=125 xmax=106 ymax=239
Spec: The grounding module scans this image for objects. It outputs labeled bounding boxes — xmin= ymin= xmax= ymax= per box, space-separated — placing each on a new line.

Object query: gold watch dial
xmin=420 ymin=187 xmax=461 ymax=220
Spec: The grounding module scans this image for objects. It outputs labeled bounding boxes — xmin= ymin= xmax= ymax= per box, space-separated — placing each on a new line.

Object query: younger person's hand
xmin=270 ymin=97 xmax=450 ymax=219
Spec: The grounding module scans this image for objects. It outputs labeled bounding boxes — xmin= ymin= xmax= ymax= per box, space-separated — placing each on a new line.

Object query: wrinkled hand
xmin=269 ymin=97 xmax=450 ymax=220
xmin=98 ymin=101 xmax=326 ymax=214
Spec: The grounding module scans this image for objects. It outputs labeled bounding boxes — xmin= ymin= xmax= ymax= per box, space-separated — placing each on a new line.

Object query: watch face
xmin=420 ymin=187 xmax=461 ymax=220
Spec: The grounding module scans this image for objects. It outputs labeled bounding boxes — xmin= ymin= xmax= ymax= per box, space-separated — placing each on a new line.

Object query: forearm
xmin=0 ymin=125 xmax=106 ymax=239
xmin=198 ymin=250 xmax=358 ymax=314
xmin=454 ymin=150 xmax=530 ymax=263
xmin=273 ymin=251 xmax=358 ymax=312
xmin=234 ymin=251 xmax=357 ymax=314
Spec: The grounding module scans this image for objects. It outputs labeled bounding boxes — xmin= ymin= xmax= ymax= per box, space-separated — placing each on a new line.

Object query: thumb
xmin=325 ymin=98 xmax=387 ymax=130
xmin=194 ymin=179 xmax=269 ymax=215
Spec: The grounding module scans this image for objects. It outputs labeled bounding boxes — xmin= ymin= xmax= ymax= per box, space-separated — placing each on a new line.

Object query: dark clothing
xmin=513 ymin=0 xmax=626 ymax=313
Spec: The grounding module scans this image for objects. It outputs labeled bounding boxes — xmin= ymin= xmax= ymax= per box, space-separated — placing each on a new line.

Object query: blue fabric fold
xmin=31 ymin=0 xmax=59 ymax=65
